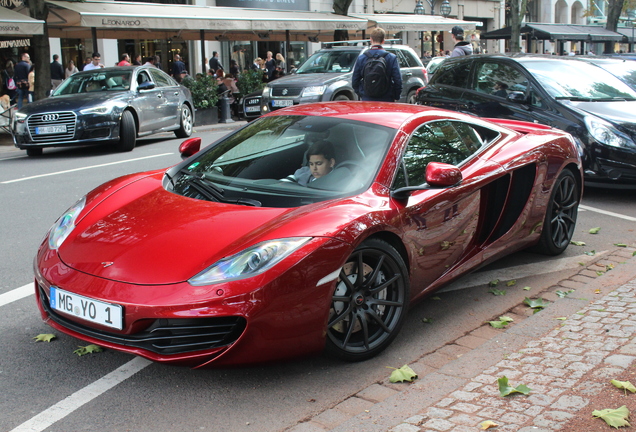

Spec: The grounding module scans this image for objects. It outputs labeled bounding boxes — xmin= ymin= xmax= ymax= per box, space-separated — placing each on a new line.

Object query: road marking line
xmin=9 ymin=357 xmax=152 ymax=432
xmin=1 ymin=153 xmax=173 ymax=184
xmin=580 ymin=204 xmax=636 ymax=222
xmin=0 ymin=283 xmax=34 ymax=307
xmin=439 ymin=251 xmax=608 ymax=293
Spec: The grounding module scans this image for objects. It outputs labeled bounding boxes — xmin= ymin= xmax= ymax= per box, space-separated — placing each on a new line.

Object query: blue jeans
xmin=16 ymin=87 xmax=29 ymax=109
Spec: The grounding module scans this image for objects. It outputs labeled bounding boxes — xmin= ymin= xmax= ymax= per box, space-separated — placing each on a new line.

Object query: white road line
xmin=580 ymin=204 xmax=636 ymax=222
xmin=439 ymin=250 xmax=608 ymax=293
xmin=0 ymin=283 xmax=34 ymax=307
xmin=9 ymin=357 xmax=152 ymax=432
xmin=1 ymin=153 xmax=173 ymax=184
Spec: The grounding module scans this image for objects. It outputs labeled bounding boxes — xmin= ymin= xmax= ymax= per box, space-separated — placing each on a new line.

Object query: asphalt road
xmin=1 ymin=129 xmax=635 ymax=432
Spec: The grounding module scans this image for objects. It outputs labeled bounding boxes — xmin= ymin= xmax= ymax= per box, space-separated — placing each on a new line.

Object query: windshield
xmin=169 ymin=115 xmax=396 ymax=208
xmin=295 ymin=50 xmax=359 ymax=74
xmin=53 ymin=70 xmax=132 ymax=95
xmin=522 ymin=59 xmax=636 ymax=100
xmin=592 ymin=60 xmax=636 ymax=90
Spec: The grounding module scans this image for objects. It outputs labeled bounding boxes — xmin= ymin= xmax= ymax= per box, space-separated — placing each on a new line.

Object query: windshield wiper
xmin=179 ymin=170 xmax=261 ymax=207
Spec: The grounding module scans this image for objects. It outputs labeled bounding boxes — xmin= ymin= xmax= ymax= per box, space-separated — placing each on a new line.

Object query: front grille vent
xmin=271 ymin=87 xmax=303 ymax=97
xmin=27 ymin=112 xmax=77 ymax=143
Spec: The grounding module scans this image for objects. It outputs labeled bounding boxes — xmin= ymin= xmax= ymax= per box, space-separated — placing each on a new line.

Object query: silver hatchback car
xmin=260 ymin=44 xmax=428 ymax=116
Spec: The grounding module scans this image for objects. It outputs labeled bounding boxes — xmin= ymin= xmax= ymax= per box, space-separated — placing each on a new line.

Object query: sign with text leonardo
xmin=216 ymin=0 xmax=309 ymax=12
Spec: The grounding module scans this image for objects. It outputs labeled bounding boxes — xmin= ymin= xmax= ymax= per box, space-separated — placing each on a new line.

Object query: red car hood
xmin=57 ymin=174 xmax=360 ymax=285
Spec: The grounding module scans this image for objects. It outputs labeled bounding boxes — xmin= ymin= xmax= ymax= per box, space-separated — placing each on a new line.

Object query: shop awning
xmin=616 ymin=27 xmax=636 ymax=43
xmin=45 ymin=0 xmax=367 ymax=35
xmin=350 ymin=13 xmax=479 ymax=32
xmin=0 ymin=7 xmax=45 ymax=36
xmin=481 ymin=23 xmax=625 ymax=42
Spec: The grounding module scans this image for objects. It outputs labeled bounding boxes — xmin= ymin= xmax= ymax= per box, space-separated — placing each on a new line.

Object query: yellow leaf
xmin=33 ymin=333 xmax=56 ymax=342
xmin=480 ymin=420 xmax=499 ymax=430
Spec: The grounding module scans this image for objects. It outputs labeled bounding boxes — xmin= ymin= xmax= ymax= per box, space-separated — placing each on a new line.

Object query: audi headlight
xmin=302 ymin=86 xmax=327 ymax=97
xmin=585 ymin=116 xmax=634 ymax=148
xmin=189 ymin=237 xmax=311 ymax=286
xmin=15 ymin=112 xmax=27 ymax=121
xmin=48 ymin=196 xmax=86 ymax=250
xmin=79 ymin=104 xmax=115 ymax=115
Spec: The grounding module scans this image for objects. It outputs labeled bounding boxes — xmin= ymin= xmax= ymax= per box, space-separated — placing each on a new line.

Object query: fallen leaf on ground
xmin=388 ymin=365 xmax=418 ymax=383
xmin=480 ymin=420 xmax=499 ymax=430
xmin=489 ymin=316 xmax=514 ymax=328
xmin=506 ymin=280 xmax=516 ymax=287
xmin=615 ymin=243 xmax=627 ymax=247
xmin=488 ymin=279 xmax=500 ymax=287
xmin=611 ymin=379 xmax=636 ymax=394
xmin=556 ymin=289 xmax=574 ymax=298
xmin=488 ymin=288 xmax=506 ymax=296
xmin=33 ymin=333 xmax=56 ymax=342
xmin=524 ymin=297 xmax=548 ymax=310
xmin=592 ymin=405 xmax=630 ymax=428
xmin=498 ymin=376 xmax=532 ymax=396
xmin=73 ymin=344 xmax=103 ymax=356
xmin=570 ymin=240 xmax=586 ymax=246
xmin=589 ymin=227 xmax=601 ymax=234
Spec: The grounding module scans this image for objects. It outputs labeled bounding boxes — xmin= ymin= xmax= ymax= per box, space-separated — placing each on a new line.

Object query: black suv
xmin=260 ymin=44 xmax=427 ymax=115
xmin=416 ymin=54 xmax=636 ymax=186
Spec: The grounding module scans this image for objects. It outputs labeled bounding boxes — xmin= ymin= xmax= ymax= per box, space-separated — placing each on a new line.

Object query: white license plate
xmin=36 ymin=125 xmax=67 ymax=135
xmin=245 ymin=106 xmax=261 ymax=113
xmin=272 ymin=99 xmax=293 ymax=107
xmin=50 ymin=286 xmax=123 ymax=330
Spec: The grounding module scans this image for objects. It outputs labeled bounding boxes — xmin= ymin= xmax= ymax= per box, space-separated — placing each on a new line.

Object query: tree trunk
xmin=28 ymin=0 xmax=51 ymax=101
xmin=333 ymin=0 xmax=354 ymax=41
xmin=604 ymin=0 xmax=624 ymax=53
xmin=509 ymin=0 xmax=528 ymax=53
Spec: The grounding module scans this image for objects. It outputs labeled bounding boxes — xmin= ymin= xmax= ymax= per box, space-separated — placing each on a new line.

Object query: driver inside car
xmin=282 ymin=140 xmax=336 ymax=186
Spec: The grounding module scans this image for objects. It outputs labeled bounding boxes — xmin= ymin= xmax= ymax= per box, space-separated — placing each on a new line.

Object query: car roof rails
xmin=321 ymin=38 xmax=402 ymax=48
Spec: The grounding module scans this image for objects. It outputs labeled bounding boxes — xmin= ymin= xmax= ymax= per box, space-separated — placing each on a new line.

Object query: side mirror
xmin=507 ymin=91 xmax=527 ymax=104
xmin=425 ymin=162 xmax=462 ymax=187
xmin=138 ymin=81 xmax=156 ymax=91
xmin=179 ymin=137 xmax=201 ymax=159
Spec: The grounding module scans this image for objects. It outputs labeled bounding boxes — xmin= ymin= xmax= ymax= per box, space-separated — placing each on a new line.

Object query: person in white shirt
xmin=83 ymin=53 xmax=104 ymax=71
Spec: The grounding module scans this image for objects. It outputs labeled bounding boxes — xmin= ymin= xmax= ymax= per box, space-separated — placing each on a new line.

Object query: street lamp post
xmin=414 ymin=0 xmax=452 ymax=58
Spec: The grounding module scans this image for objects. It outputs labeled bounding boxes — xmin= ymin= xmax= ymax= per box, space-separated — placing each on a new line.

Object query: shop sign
xmin=216 ymin=0 xmax=309 ymax=12
xmin=0 ymin=38 xmax=30 ymax=48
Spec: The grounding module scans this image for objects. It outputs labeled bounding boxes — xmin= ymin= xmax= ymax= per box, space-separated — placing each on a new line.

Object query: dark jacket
xmin=209 ymin=56 xmax=223 ymax=72
xmin=351 ymin=45 xmax=402 ymax=102
xmin=50 ymin=60 xmax=64 ymax=80
xmin=14 ymin=60 xmax=30 ymax=83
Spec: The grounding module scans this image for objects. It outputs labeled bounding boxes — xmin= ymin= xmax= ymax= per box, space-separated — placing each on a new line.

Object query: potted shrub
xmin=182 ymin=74 xmax=219 ymax=125
xmin=236 ymin=69 xmax=266 ymax=97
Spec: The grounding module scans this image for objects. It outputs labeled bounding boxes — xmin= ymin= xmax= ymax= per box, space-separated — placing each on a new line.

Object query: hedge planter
xmin=194 ymin=108 xmax=219 ymax=126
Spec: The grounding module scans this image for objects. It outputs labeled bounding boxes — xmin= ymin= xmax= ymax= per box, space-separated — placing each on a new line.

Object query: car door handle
xmin=157 ymin=92 xmax=163 ymax=98
xmin=174 ymin=92 xmax=179 ymax=96
xmin=405 ymin=72 xmax=413 ymax=77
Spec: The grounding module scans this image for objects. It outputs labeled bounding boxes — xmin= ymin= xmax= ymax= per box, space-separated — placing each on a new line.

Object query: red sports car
xmin=35 ymin=102 xmax=582 ymax=368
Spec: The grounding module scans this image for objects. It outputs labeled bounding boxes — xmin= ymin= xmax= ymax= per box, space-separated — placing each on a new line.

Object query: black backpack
xmin=362 ymin=51 xmax=390 ymax=98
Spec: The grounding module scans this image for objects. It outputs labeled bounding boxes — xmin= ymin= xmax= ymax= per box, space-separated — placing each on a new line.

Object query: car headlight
xmin=585 ymin=116 xmax=634 ymax=148
xmin=302 ymin=86 xmax=327 ymax=97
xmin=189 ymin=237 xmax=311 ymax=286
xmin=15 ymin=112 xmax=27 ymax=121
xmin=48 ymin=196 xmax=86 ymax=250
xmin=262 ymin=86 xmax=271 ymax=97
xmin=79 ymin=105 xmax=115 ymax=115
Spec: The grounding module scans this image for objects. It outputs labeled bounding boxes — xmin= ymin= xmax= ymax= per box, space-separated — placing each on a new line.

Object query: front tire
xmin=333 ymin=94 xmax=351 ymax=101
xmin=115 ymin=110 xmax=136 ymax=152
xmin=325 ymin=239 xmax=409 ymax=361
xmin=406 ymin=89 xmax=417 ymax=104
xmin=174 ymin=104 xmax=193 ymax=138
xmin=533 ymin=170 xmax=579 ymax=255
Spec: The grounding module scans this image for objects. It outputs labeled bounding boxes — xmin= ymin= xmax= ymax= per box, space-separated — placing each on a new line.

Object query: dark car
xmin=35 ymin=102 xmax=581 ymax=367
xmin=13 ymin=66 xmax=194 ymax=156
xmin=260 ymin=44 xmax=427 ymax=116
xmin=416 ymin=54 xmax=636 ymax=186
xmin=239 ymin=90 xmax=262 ymax=121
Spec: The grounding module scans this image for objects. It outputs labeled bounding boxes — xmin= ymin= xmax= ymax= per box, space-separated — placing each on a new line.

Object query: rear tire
xmin=406 ymin=89 xmax=417 ymax=104
xmin=325 ymin=238 xmax=409 ymax=361
xmin=174 ymin=104 xmax=193 ymax=138
xmin=532 ymin=170 xmax=579 ymax=255
xmin=115 ymin=110 xmax=136 ymax=152
xmin=26 ymin=148 xmax=43 ymax=157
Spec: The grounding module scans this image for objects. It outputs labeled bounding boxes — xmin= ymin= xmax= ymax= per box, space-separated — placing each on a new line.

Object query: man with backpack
xmin=352 ymin=27 xmax=402 ymax=102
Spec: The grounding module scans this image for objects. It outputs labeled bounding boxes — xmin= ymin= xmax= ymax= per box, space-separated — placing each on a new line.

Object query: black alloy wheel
xmin=325 ymin=238 xmax=409 ymax=361
xmin=115 ymin=110 xmax=136 ymax=152
xmin=534 ymin=170 xmax=579 ymax=255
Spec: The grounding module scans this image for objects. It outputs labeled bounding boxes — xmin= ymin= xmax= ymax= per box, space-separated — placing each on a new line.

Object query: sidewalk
xmin=288 ymin=246 xmax=636 ymax=432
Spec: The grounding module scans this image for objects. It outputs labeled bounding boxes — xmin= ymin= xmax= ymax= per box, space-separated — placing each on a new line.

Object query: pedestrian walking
xmin=209 ymin=51 xmax=224 ymax=73
xmin=264 ymin=51 xmax=276 ymax=81
xmin=117 ymin=53 xmax=131 ymax=66
xmin=50 ymin=54 xmax=64 ymax=90
xmin=172 ymin=54 xmax=186 ymax=82
xmin=14 ymin=52 xmax=31 ymax=109
xmin=65 ymin=60 xmax=78 ymax=78
xmin=449 ymin=26 xmax=473 ymax=57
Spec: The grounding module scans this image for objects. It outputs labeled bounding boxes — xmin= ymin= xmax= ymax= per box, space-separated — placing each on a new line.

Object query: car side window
xmin=396 ymin=120 xmax=480 ymax=187
xmin=474 ymin=62 xmax=528 ymax=98
xmin=400 ymin=49 xmax=420 ymax=68
xmin=386 ymin=49 xmax=407 ymax=68
xmin=433 ymin=61 xmax=471 ymax=88
xmin=137 ymin=71 xmax=151 ymax=86
xmin=149 ymin=69 xmax=171 ymax=87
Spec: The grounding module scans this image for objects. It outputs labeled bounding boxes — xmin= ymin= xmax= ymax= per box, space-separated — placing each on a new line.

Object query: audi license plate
xmin=35 ymin=125 xmax=66 ymax=135
xmin=245 ymin=106 xmax=260 ymax=113
xmin=272 ymin=100 xmax=293 ymax=107
xmin=49 ymin=286 xmax=123 ymax=330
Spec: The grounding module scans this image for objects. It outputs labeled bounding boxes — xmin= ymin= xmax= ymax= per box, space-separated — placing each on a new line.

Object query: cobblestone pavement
xmin=288 ymin=247 xmax=636 ymax=432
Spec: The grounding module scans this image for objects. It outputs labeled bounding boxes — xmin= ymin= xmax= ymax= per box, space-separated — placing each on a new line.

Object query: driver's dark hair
xmin=307 ymin=140 xmax=336 ymax=161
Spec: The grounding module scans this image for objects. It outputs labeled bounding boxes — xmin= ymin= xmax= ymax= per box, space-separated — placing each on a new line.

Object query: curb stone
xmin=287 ymin=247 xmax=636 ymax=432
